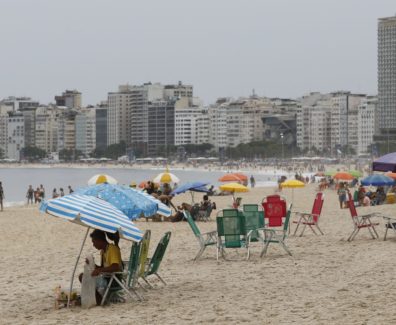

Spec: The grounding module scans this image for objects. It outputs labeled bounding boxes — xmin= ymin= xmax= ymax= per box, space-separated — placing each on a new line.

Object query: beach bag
xmin=81 ymin=255 xmax=97 ymax=308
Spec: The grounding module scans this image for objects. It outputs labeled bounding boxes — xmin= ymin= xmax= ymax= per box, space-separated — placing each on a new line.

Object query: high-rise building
xmin=1 ymin=97 xmax=39 ymax=112
xmin=107 ymin=81 xmax=193 ymax=156
xmin=7 ymin=112 xmax=25 ymax=160
xmin=35 ymin=106 xmax=58 ymax=153
xmin=95 ymin=103 xmax=108 ymax=150
xmin=55 ymin=90 xmax=82 ymax=108
xmin=75 ymin=108 xmax=96 ymax=156
xmin=376 ymin=16 xmax=396 ymax=147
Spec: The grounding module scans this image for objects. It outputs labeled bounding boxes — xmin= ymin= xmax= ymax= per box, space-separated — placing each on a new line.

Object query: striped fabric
xmin=41 ymin=194 xmax=143 ymax=242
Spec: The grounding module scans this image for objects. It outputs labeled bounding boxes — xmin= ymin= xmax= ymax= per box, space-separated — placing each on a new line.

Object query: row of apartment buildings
xmin=0 ymin=86 xmax=379 ymax=160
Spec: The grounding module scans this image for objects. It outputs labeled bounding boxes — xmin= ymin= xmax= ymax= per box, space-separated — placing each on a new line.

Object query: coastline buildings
xmin=107 ymin=81 xmax=193 ymax=156
xmin=296 ymin=92 xmax=377 ymax=155
xmin=375 ymin=15 xmax=396 ymax=147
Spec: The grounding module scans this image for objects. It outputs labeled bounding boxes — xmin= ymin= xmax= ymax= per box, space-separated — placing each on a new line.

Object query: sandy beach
xmin=1 ymin=184 xmax=396 ymax=324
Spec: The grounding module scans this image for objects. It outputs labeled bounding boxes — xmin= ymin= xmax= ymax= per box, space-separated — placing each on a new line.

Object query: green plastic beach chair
xmin=259 ymin=204 xmax=293 ymax=257
xmin=216 ymin=209 xmax=251 ymax=260
xmin=100 ymin=233 xmax=149 ymax=305
xmin=184 ymin=210 xmax=217 ymax=260
xmin=243 ymin=204 xmax=264 ymax=243
xmin=141 ymin=231 xmax=171 ymax=288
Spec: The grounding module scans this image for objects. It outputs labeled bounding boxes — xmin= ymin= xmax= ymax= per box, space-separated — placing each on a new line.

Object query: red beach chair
xmin=260 ymin=195 xmax=292 ymax=256
xmin=261 ymin=195 xmax=287 ymax=227
xmin=346 ymin=193 xmax=379 ymax=241
xmin=293 ymin=192 xmax=324 ymax=236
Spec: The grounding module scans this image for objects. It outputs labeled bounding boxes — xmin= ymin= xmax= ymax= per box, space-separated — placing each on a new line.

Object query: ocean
xmin=0 ymin=166 xmax=286 ymax=206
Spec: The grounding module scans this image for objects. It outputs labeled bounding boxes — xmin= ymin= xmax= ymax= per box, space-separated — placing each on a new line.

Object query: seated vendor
xmin=79 ymin=230 xmax=122 ymax=305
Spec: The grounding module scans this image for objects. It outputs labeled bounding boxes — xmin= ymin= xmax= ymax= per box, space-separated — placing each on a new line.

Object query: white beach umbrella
xmin=87 ymin=174 xmax=118 ymax=185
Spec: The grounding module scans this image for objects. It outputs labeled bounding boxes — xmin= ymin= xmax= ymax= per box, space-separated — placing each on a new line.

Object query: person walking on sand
xmin=60 ymin=188 xmax=65 ymax=197
xmin=250 ymin=175 xmax=256 ymax=188
xmin=0 ymin=182 xmax=4 ymax=211
xmin=39 ymin=184 xmax=45 ymax=200
xmin=68 ymin=185 xmax=74 ymax=194
xmin=26 ymin=185 xmax=34 ymax=205
xmin=337 ymin=182 xmax=347 ymax=209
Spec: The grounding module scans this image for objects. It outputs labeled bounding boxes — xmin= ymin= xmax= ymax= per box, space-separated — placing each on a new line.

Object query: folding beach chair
xmin=141 ymin=231 xmax=172 ymax=287
xmin=216 ymin=209 xmax=251 ymax=260
xmin=100 ymin=232 xmax=150 ymax=305
xmin=293 ymin=192 xmax=325 ymax=236
xmin=184 ymin=210 xmax=217 ymax=260
xmin=242 ymin=204 xmax=264 ymax=243
xmin=261 ymin=195 xmax=287 ymax=228
xmin=196 ymin=204 xmax=213 ymax=222
xmin=346 ymin=193 xmax=379 ymax=242
xmin=383 ymin=217 xmax=396 ymax=240
xmin=259 ymin=204 xmax=292 ymax=257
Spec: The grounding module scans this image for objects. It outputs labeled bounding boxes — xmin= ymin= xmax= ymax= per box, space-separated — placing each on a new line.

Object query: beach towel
xmin=81 ymin=255 xmax=97 ymax=308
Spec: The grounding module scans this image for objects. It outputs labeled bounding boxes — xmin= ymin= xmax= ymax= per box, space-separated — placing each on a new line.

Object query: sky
xmin=0 ymin=0 xmax=395 ymax=105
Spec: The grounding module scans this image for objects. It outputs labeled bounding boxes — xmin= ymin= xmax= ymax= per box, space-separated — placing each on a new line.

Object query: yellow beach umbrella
xmin=219 ymin=183 xmax=249 ymax=199
xmin=281 ymin=179 xmax=305 ymax=205
xmin=219 ymin=182 xmax=249 ymax=192
xmin=87 ymin=174 xmax=118 ymax=185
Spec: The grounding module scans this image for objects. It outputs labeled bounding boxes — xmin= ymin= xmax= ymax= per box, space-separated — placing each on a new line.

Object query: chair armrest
xmin=359 ymin=212 xmax=381 ymax=219
xmin=202 ymin=230 xmax=217 ymax=237
xmin=383 ymin=216 xmax=396 ymax=221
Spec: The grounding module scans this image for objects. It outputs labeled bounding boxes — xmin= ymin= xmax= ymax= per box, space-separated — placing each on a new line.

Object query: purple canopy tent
xmin=372 ymin=152 xmax=396 ymax=172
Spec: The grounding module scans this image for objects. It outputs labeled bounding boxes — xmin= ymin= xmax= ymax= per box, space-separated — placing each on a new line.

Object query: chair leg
xmin=384 ymin=225 xmax=389 ymax=241
xmin=371 ymin=225 xmax=379 ymax=238
xmin=101 ymin=276 xmax=114 ymax=306
xmin=279 ymin=239 xmax=292 ymax=256
xmin=194 ymin=246 xmax=205 ymax=261
xmin=260 ymin=241 xmax=270 ymax=257
xmin=155 ymin=273 xmax=167 ymax=285
xmin=300 ymin=224 xmax=308 ymax=237
xmin=293 ymin=220 xmax=301 ymax=236
xmin=315 ymin=224 xmax=324 ymax=235
xmin=367 ymin=225 xmax=376 ymax=239
xmin=306 ymin=224 xmax=317 ymax=236
xmin=348 ymin=228 xmax=358 ymax=242
xmin=142 ymin=277 xmax=153 ymax=289
xmin=113 ymin=276 xmax=137 ymax=301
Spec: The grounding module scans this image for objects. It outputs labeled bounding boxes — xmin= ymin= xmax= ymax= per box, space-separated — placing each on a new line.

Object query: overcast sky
xmin=0 ymin=0 xmax=395 ymax=105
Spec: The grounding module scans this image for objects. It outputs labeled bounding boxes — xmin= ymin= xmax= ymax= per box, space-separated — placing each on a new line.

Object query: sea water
xmin=0 ymin=166 xmax=290 ymax=205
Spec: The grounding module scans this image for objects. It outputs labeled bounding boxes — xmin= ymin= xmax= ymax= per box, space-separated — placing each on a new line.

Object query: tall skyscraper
xmin=378 ymin=16 xmax=396 ymax=133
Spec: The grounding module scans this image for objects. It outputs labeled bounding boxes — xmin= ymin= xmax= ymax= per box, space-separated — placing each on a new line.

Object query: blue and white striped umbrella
xmin=40 ymin=194 xmax=143 ymax=242
xmin=74 ymin=184 xmax=171 ymax=220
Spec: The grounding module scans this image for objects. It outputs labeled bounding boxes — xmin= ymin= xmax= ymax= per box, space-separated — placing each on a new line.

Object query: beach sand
xmin=1 ymin=185 xmax=396 ymax=324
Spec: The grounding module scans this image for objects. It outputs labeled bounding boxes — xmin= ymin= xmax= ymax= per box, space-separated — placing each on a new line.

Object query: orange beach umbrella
xmin=333 ymin=172 xmax=354 ymax=181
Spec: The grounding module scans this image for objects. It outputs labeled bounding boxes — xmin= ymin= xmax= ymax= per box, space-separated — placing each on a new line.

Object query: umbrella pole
xmin=68 ymin=227 xmax=90 ymax=307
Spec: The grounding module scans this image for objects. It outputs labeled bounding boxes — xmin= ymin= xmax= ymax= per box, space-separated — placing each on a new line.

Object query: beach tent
xmin=372 ymin=152 xmax=396 ymax=172
xmin=40 ymin=194 xmax=143 ymax=306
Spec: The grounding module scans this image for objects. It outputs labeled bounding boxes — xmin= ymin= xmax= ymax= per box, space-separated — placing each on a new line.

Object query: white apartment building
xmin=357 ymin=97 xmax=377 ymax=155
xmin=7 ymin=113 xmax=24 ymax=160
xmin=57 ymin=110 xmax=77 ymax=151
xmin=107 ymin=82 xmax=193 ymax=155
xmin=174 ymin=99 xmax=210 ymax=146
xmin=208 ymin=97 xmax=272 ymax=150
xmin=75 ymin=108 xmax=96 ymax=156
xmin=0 ymin=106 xmax=9 ymax=157
xmin=35 ymin=106 xmax=58 ymax=153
